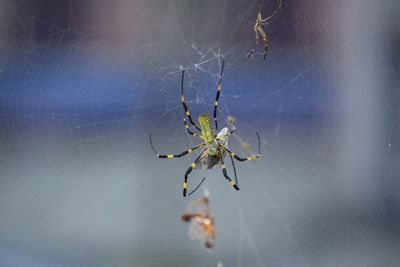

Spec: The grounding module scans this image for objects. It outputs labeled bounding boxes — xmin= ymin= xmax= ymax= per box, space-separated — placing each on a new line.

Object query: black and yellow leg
xmin=183 ymin=163 xmax=195 ymax=197
xmin=183 ymin=117 xmax=203 ymax=139
xmin=216 ymin=129 xmax=236 ymax=144
xmin=181 ymin=70 xmax=201 ymax=132
xmin=213 ymin=60 xmax=225 ymax=131
xmin=149 ymin=133 xmax=204 ymax=158
xmin=229 ymin=154 xmax=239 ymax=186
xmin=223 ymin=146 xmax=259 ymax=162
xmin=183 ymin=151 xmax=204 ymax=197
xmin=226 ymin=129 xmax=236 ymax=137
xmin=220 ymin=157 xmax=240 ymax=191
xmin=156 ymin=143 xmax=205 ymax=159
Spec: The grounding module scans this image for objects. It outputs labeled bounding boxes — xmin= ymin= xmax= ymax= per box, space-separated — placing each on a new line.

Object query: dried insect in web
xmin=246 ymin=0 xmax=282 ymax=61
xmin=149 ymin=59 xmax=260 ymax=197
xmin=181 ymin=195 xmax=216 ymax=249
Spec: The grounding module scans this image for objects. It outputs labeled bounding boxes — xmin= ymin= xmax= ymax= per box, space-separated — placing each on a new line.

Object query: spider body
xmin=149 ymin=60 xmax=260 ymax=197
xmin=197 ymin=114 xmax=228 ymax=169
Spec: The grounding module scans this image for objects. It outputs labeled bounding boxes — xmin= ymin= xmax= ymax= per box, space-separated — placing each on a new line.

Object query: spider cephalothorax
xmin=149 ymin=60 xmax=260 ymax=197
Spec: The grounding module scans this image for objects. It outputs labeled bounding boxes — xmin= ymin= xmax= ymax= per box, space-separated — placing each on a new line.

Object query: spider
xmin=149 ymin=60 xmax=260 ymax=197
xmin=246 ymin=0 xmax=282 ymax=61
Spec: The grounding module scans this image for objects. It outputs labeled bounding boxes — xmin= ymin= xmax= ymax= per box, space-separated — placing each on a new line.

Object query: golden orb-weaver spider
xmin=246 ymin=0 xmax=282 ymax=61
xmin=149 ymin=60 xmax=260 ymax=197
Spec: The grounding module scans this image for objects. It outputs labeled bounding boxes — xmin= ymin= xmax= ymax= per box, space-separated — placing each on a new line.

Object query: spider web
xmin=0 ymin=0 xmax=400 ymax=266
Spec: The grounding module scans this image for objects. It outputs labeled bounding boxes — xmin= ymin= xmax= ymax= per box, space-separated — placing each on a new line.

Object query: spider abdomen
xmin=206 ymin=155 xmax=221 ymax=169
xmin=203 ymin=147 xmax=226 ymax=169
xmin=199 ymin=113 xmax=214 ymax=143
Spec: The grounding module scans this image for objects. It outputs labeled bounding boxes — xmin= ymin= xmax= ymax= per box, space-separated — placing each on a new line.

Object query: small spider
xmin=246 ymin=0 xmax=282 ymax=61
xmin=149 ymin=60 xmax=260 ymax=197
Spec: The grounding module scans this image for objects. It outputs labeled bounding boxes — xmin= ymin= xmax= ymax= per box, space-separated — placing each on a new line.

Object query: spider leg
xmin=213 ymin=60 xmax=225 ymax=131
xmin=229 ymin=154 xmax=239 ymax=186
xmin=220 ymin=154 xmax=240 ymax=191
xmin=227 ymin=129 xmax=236 ymax=136
xmin=183 ymin=149 xmax=206 ymax=197
xmin=227 ymin=123 xmax=236 ymax=136
xmin=149 ymin=134 xmax=205 ymax=158
xmin=217 ymin=129 xmax=236 ymax=141
xmin=181 ymin=70 xmax=201 ymax=132
xmin=187 ymin=176 xmax=206 ymax=196
xmin=261 ymin=0 xmax=282 ymax=22
xmin=183 ymin=117 xmax=204 ymax=139
xmin=247 ymin=28 xmax=259 ymax=59
xmin=223 ymin=146 xmax=259 ymax=162
xmin=221 ymin=132 xmax=261 ymax=162
xmin=256 ymin=26 xmax=270 ymax=61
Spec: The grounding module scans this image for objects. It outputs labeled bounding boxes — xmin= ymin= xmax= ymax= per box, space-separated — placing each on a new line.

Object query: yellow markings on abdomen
xmin=199 ymin=113 xmax=213 ymax=142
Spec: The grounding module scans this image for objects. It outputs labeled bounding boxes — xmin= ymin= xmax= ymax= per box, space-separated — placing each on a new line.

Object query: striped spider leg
xmin=149 ymin=134 xmax=206 ymax=197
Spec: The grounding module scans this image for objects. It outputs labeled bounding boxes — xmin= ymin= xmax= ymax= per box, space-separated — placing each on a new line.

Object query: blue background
xmin=0 ymin=0 xmax=399 ymax=266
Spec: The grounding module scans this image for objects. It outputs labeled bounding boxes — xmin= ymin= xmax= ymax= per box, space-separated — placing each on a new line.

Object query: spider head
xmin=199 ymin=113 xmax=213 ymax=142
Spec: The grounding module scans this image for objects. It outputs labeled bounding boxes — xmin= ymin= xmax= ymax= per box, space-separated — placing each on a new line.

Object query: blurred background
xmin=0 ymin=0 xmax=399 ymax=266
